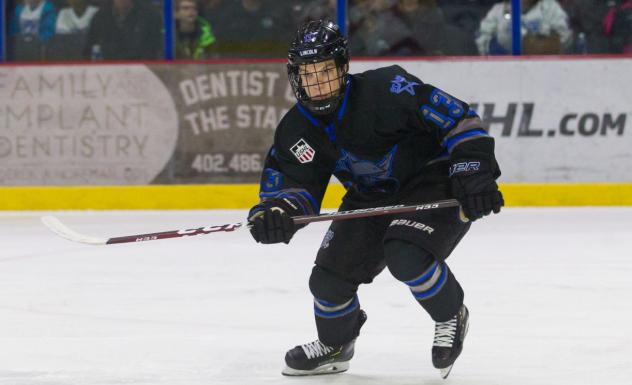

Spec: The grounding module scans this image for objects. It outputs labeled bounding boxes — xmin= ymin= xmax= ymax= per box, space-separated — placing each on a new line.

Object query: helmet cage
xmin=287 ymin=21 xmax=349 ymax=115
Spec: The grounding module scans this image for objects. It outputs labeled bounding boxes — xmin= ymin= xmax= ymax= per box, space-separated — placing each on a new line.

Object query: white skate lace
xmin=301 ymin=340 xmax=334 ymax=359
xmin=433 ymin=317 xmax=457 ymax=348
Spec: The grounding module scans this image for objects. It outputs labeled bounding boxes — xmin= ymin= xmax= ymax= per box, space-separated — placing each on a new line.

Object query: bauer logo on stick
xmin=291 ymin=139 xmax=316 ymax=163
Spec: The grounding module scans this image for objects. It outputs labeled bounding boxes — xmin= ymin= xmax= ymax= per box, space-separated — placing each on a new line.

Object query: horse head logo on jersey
xmin=334 ymin=146 xmax=399 ymax=192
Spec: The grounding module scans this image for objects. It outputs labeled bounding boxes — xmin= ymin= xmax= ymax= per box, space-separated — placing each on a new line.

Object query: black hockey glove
xmin=449 ymin=159 xmax=504 ymax=221
xmin=248 ymin=199 xmax=299 ymax=244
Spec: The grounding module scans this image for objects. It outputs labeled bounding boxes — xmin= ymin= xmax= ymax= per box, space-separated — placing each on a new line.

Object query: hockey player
xmin=248 ymin=20 xmax=503 ymax=379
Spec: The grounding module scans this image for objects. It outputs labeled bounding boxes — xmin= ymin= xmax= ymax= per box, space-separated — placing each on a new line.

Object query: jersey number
xmin=421 ymin=89 xmax=465 ymax=131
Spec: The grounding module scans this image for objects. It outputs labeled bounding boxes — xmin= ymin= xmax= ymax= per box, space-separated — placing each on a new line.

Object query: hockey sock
xmin=406 ymin=262 xmax=463 ymax=321
xmin=385 ymin=240 xmax=463 ymax=322
xmin=313 ymin=295 xmax=362 ymax=346
xmin=309 ymin=265 xmax=362 ymax=346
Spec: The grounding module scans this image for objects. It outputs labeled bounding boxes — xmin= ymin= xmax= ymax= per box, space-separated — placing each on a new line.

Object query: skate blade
xmin=440 ymin=364 xmax=453 ymax=379
xmin=281 ymin=361 xmax=349 ymax=376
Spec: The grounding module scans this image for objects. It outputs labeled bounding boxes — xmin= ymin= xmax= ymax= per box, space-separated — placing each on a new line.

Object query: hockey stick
xmin=40 ymin=199 xmax=463 ymax=246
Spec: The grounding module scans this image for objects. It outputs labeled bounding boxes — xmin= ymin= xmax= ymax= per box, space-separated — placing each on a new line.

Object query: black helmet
xmin=287 ymin=20 xmax=349 ymax=116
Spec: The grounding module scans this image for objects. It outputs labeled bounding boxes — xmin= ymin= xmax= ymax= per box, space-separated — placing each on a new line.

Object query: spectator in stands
xmin=200 ymin=0 xmax=223 ymax=19
xmin=9 ymin=0 xmax=57 ymax=42
xmin=294 ymin=0 xmax=336 ymax=26
xmin=175 ymin=0 xmax=217 ymax=59
xmin=349 ymin=0 xmax=417 ymax=56
xmin=83 ymin=0 xmax=162 ymax=60
xmin=437 ymin=0 xmax=497 ymax=38
xmin=559 ymin=0 xmax=610 ymax=53
xmin=395 ymin=0 xmax=477 ymax=55
xmin=476 ymin=0 xmax=572 ymax=55
xmin=203 ymin=0 xmax=292 ymax=57
xmin=55 ymin=0 xmax=99 ymax=35
xmin=603 ymin=0 xmax=632 ymax=54
xmin=349 ymin=0 xmax=395 ymax=36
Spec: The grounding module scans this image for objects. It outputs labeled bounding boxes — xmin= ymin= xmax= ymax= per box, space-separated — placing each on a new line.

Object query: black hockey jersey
xmin=256 ymin=65 xmax=496 ymax=214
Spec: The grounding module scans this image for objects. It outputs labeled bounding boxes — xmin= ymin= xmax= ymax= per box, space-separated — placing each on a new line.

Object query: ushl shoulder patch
xmin=290 ymin=138 xmax=315 ymax=163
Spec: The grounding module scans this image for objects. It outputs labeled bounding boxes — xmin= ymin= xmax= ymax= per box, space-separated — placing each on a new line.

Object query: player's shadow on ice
xmin=282 ymin=374 xmax=448 ymax=385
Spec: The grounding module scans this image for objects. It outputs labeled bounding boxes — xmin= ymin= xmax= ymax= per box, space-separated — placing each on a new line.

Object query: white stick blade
xmin=41 ymin=216 xmax=107 ymax=245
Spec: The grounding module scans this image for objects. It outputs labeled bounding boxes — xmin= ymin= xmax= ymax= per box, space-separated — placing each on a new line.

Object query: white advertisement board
xmin=0 ymin=59 xmax=629 ymax=186
xmin=0 ymin=65 xmax=179 ymax=185
xmin=353 ymin=58 xmax=632 ymax=183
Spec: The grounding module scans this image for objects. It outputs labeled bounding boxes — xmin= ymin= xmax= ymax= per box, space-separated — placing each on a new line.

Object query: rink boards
xmin=0 ymin=57 xmax=630 ymax=209
xmin=2 ymin=183 xmax=631 ymax=210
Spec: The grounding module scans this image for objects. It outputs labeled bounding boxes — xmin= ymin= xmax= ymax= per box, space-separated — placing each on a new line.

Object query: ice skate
xmin=432 ymin=305 xmax=469 ymax=379
xmin=282 ymin=310 xmax=366 ymax=376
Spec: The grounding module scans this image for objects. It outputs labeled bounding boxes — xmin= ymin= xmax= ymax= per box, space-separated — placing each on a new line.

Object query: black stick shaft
xmin=102 ymin=199 xmax=462 ymax=245
xmin=292 ymin=199 xmax=462 ymax=224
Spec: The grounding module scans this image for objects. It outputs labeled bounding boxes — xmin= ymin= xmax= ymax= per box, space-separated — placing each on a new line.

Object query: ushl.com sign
xmin=353 ymin=58 xmax=632 ymax=183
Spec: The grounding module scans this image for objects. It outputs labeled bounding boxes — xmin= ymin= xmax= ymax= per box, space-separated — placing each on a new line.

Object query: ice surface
xmin=1 ymin=208 xmax=631 ymax=385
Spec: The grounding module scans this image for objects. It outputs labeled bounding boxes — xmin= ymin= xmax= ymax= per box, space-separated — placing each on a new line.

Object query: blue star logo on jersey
xmin=334 ymin=146 xmax=399 ymax=191
xmin=390 ymin=75 xmax=419 ymax=96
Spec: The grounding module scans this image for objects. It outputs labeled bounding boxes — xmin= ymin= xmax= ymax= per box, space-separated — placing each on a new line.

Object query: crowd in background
xmin=4 ymin=0 xmax=631 ymax=61
xmin=348 ymin=0 xmax=631 ymax=56
xmin=7 ymin=0 xmax=163 ymax=60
